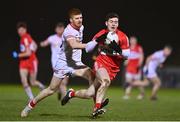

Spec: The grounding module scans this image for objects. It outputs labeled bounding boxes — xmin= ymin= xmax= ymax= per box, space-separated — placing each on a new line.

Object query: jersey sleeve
xmin=22 ymin=36 xmax=32 ymax=49
xmin=151 ymin=51 xmax=161 ymax=59
xmin=63 ymin=28 xmax=76 ymax=40
xmin=120 ymin=34 xmax=130 ymax=49
xmin=47 ymin=36 xmax=53 ymax=44
xmin=92 ymin=29 xmax=107 ymax=40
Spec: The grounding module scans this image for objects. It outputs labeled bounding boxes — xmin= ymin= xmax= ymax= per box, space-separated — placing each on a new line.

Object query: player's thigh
xmin=49 ymin=75 xmax=63 ymax=90
xmin=19 ymin=69 xmax=29 ymax=86
xmin=73 ymin=67 xmax=90 ymax=77
xmin=96 ymin=68 xmax=111 ymax=86
xmin=60 ymin=76 xmax=69 ymax=86
xmin=29 ymin=72 xmax=37 ymax=83
xmin=19 ymin=69 xmax=28 ymax=81
xmin=73 ymin=67 xmax=95 ymax=81
xmin=142 ymin=77 xmax=150 ymax=85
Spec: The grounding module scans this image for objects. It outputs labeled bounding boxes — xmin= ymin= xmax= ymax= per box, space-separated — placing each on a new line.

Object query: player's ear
xmin=70 ymin=18 xmax=73 ymax=23
xmin=105 ymin=21 xmax=108 ymax=26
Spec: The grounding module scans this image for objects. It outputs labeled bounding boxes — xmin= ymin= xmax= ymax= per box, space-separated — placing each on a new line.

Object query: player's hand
xmin=12 ymin=51 xmax=18 ymax=59
xmin=109 ymin=40 xmax=122 ymax=54
xmin=40 ymin=42 xmax=44 ymax=47
xmin=95 ymin=32 xmax=108 ymax=43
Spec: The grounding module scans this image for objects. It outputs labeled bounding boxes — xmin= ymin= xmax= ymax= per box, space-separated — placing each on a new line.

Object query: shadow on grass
xmin=39 ymin=113 xmax=104 ymax=120
xmin=39 ymin=113 xmax=66 ymax=117
xmin=71 ymin=114 xmax=104 ymax=120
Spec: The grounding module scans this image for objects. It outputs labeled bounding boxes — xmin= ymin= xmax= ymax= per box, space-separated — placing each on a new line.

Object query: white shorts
xmin=143 ymin=65 xmax=157 ymax=79
xmin=125 ymin=72 xmax=141 ymax=81
xmin=51 ymin=59 xmax=57 ymax=70
xmin=53 ymin=60 xmax=86 ymax=79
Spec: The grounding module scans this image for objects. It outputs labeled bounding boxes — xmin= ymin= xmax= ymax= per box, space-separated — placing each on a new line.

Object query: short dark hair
xmin=164 ymin=44 xmax=173 ymax=50
xmin=56 ymin=22 xmax=64 ymax=28
xmin=16 ymin=22 xmax=27 ymax=29
xmin=105 ymin=12 xmax=119 ymax=21
xmin=68 ymin=8 xmax=82 ymax=18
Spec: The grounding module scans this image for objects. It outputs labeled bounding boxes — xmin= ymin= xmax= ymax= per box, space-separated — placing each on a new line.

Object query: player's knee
xmin=30 ymin=82 xmax=36 ymax=86
xmin=22 ymin=82 xmax=29 ymax=88
xmin=156 ymin=81 xmax=161 ymax=87
xmin=101 ymin=79 xmax=111 ymax=88
xmin=47 ymin=87 xmax=56 ymax=95
xmin=144 ymin=81 xmax=150 ymax=86
xmin=21 ymin=79 xmax=28 ymax=86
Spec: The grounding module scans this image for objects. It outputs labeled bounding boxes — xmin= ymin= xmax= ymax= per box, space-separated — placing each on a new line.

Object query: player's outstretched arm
xmin=19 ymin=48 xmax=32 ymax=58
xmin=85 ymin=32 xmax=108 ymax=53
xmin=85 ymin=40 xmax=98 ymax=53
xmin=145 ymin=55 xmax=152 ymax=66
xmin=12 ymin=48 xmax=32 ymax=59
xmin=40 ymin=40 xmax=50 ymax=47
xmin=67 ymin=38 xmax=86 ymax=49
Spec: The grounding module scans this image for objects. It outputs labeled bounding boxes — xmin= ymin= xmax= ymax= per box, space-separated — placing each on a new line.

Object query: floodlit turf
xmin=0 ymin=84 xmax=180 ymax=121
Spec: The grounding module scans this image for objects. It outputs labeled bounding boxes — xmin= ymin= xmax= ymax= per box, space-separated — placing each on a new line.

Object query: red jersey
xmin=126 ymin=44 xmax=143 ymax=74
xmin=93 ymin=29 xmax=129 ymax=80
xmin=19 ymin=33 xmax=37 ymax=62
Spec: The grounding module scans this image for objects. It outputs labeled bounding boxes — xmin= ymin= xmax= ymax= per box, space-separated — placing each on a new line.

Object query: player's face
xmin=56 ymin=27 xmax=64 ymax=35
xmin=164 ymin=48 xmax=172 ymax=57
xmin=106 ymin=17 xmax=119 ymax=32
xmin=70 ymin=14 xmax=83 ymax=28
xmin=130 ymin=37 xmax=137 ymax=46
xmin=17 ymin=27 xmax=27 ymax=37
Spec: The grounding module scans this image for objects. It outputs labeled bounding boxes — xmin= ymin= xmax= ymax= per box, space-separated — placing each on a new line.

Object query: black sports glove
xmin=95 ymin=32 xmax=108 ymax=43
xmin=108 ymin=40 xmax=122 ymax=54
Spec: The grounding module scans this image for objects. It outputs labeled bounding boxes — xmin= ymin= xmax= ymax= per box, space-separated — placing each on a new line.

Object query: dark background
xmin=0 ymin=0 xmax=180 ymax=85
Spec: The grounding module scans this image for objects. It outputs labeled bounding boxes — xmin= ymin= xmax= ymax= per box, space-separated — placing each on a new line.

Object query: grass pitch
xmin=0 ymin=84 xmax=180 ymax=121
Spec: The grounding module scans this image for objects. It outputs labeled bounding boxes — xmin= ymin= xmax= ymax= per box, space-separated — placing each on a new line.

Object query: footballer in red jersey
xmin=61 ymin=13 xmax=130 ymax=118
xmin=122 ymin=36 xmax=144 ymax=100
xmin=13 ymin=22 xmax=45 ymax=100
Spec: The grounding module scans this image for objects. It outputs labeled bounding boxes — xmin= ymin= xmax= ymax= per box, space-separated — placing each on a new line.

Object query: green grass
xmin=0 ymin=84 xmax=180 ymax=121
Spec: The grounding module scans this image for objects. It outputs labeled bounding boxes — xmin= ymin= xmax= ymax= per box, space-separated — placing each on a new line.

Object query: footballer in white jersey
xmin=53 ymin=24 xmax=85 ymax=78
xmin=40 ymin=22 xmax=64 ymax=68
xmin=144 ymin=50 xmax=167 ymax=78
xmin=131 ymin=45 xmax=172 ymax=100
xmin=40 ymin=22 xmax=69 ymax=100
xmin=21 ymin=8 xmax=94 ymax=118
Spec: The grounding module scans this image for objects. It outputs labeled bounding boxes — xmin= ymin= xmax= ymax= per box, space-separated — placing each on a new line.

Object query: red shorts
xmin=93 ymin=60 xmax=120 ymax=81
xmin=19 ymin=59 xmax=38 ymax=74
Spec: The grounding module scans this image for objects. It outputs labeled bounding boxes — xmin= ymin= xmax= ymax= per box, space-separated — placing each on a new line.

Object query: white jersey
xmin=47 ymin=34 xmax=63 ymax=68
xmin=53 ymin=24 xmax=85 ymax=78
xmin=144 ymin=50 xmax=167 ymax=78
xmin=148 ymin=50 xmax=166 ymax=69
xmin=57 ymin=24 xmax=84 ymax=67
